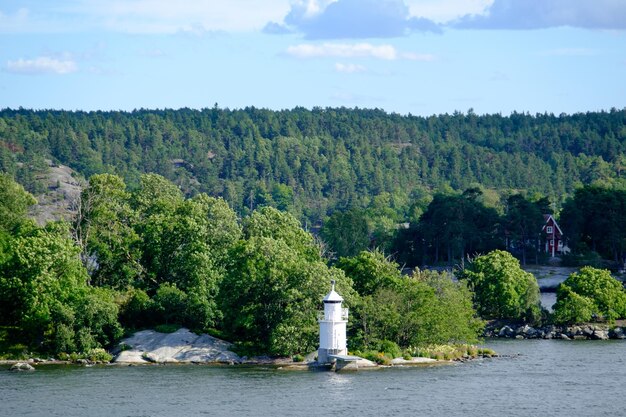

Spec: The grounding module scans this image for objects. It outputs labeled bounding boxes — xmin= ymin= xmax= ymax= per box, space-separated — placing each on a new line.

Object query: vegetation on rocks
xmin=0 ymin=172 xmax=491 ymax=360
xmin=553 ymin=267 xmax=626 ymax=324
xmin=459 ymin=250 xmax=542 ymax=323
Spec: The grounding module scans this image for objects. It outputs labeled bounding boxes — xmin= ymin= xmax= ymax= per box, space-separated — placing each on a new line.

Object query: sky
xmin=1 ymin=0 xmax=625 ymax=116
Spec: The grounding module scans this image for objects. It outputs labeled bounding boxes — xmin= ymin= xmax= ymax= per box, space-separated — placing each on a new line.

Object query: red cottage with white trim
xmin=541 ymin=214 xmax=569 ymax=257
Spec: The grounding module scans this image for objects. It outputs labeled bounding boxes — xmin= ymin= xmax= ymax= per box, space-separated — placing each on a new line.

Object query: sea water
xmin=1 ymin=339 xmax=624 ymax=417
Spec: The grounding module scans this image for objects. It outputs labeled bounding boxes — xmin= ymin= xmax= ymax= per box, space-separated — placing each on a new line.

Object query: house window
xmin=558 ymin=240 xmax=563 ymax=248
xmin=546 ymin=226 xmax=553 ymax=234
xmin=550 ymin=239 xmax=554 ymax=246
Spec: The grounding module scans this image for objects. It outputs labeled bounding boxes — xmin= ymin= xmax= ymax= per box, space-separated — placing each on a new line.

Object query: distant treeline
xmin=1 ymin=107 xmax=625 ymax=226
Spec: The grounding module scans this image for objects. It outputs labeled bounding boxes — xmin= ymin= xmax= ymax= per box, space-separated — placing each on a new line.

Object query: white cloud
xmin=454 ymin=0 xmax=626 ymax=30
xmin=279 ymin=0 xmax=442 ymax=39
xmin=406 ymin=0 xmax=493 ymax=23
xmin=287 ymin=43 xmax=399 ymax=60
xmin=0 ymin=1 xmax=291 ymax=34
xmin=5 ymin=57 xmax=78 ymax=75
xmin=335 ymin=62 xmax=367 ymax=73
xmin=69 ymin=0 xmax=291 ymax=33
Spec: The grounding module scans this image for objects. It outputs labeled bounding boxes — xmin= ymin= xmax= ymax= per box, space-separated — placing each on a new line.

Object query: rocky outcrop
xmin=10 ymin=362 xmax=35 ymax=372
xmin=390 ymin=357 xmax=438 ymax=365
xmin=114 ymin=328 xmax=241 ymax=364
xmin=484 ymin=322 xmax=624 ymax=340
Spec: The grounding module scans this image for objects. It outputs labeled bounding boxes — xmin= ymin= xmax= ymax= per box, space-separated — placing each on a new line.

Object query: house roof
xmin=541 ymin=214 xmax=563 ymax=235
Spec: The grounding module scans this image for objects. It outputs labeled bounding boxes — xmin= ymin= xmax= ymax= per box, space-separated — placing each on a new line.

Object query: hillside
xmin=27 ymin=161 xmax=83 ymax=225
xmin=1 ymin=107 xmax=625 ymax=224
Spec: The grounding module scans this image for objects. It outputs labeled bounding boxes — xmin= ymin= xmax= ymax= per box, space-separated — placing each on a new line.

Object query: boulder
xmin=498 ymin=326 xmax=515 ymax=338
xmin=115 ymin=328 xmax=242 ymax=364
xmin=520 ymin=325 xmax=540 ymax=339
xmin=582 ymin=326 xmax=594 ymax=338
xmin=10 ymin=362 xmax=35 ymax=372
xmin=591 ymin=330 xmax=609 ymax=340
xmin=609 ymin=327 xmax=626 ymax=339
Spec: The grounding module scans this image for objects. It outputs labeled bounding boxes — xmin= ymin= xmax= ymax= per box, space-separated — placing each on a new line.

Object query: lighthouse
xmin=318 ymin=280 xmax=348 ymax=364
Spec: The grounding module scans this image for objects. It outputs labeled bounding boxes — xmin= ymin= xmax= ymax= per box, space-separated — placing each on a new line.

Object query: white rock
xmin=114 ymin=328 xmax=241 ymax=364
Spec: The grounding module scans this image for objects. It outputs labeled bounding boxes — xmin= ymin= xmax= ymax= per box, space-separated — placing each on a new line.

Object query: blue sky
xmin=1 ymin=0 xmax=625 ymax=116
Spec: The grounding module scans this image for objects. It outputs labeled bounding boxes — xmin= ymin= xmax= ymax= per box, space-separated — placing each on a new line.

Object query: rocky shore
xmin=3 ymin=328 xmax=495 ymax=371
xmin=484 ymin=322 xmax=626 ymax=340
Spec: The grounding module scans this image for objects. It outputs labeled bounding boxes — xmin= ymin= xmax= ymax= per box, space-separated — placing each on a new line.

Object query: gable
xmin=541 ymin=214 xmax=563 ymax=235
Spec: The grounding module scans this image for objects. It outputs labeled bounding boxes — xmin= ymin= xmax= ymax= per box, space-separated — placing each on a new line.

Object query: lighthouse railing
xmin=317 ymin=308 xmax=349 ymax=321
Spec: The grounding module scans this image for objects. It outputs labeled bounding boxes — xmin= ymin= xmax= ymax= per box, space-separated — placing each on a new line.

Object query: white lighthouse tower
xmin=318 ymin=280 xmax=348 ymax=364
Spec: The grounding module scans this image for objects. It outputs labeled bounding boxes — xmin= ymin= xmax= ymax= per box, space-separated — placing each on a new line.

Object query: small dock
xmin=328 ymin=354 xmax=361 ymax=371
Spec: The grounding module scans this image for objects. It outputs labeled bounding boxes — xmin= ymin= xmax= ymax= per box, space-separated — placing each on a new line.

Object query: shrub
xmin=153 ymin=283 xmax=187 ymax=325
xmin=552 ymin=285 xmax=594 ymax=324
xmin=87 ymin=348 xmax=113 ymax=363
xmin=408 ymin=344 xmax=488 ymax=361
xmin=154 ymin=324 xmax=181 ymax=333
xmin=553 ymin=267 xmax=626 ymax=324
xmin=377 ymin=340 xmax=402 ymax=359
xmin=292 ymin=354 xmax=305 ymax=362
xmin=459 ymin=250 xmax=541 ymax=322
xmin=358 ymin=350 xmax=392 ymax=365
xmin=120 ymin=288 xmax=153 ymax=328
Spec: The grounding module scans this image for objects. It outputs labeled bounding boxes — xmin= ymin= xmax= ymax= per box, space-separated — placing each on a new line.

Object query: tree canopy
xmin=553 ymin=267 xmax=626 ymax=324
xmin=459 ymin=250 xmax=542 ymax=322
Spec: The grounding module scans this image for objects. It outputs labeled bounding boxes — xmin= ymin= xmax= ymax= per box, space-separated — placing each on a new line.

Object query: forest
xmin=1 ymin=106 xmax=626 ymax=359
xmin=2 ymin=173 xmax=625 ymax=361
xmin=1 ymin=107 xmax=626 ymax=226
xmin=1 ymin=106 xmax=625 ymax=266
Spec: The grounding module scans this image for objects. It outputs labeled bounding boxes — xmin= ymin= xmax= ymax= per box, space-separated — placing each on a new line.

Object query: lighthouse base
xmin=317 ymin=347 xmax=347 ymax=364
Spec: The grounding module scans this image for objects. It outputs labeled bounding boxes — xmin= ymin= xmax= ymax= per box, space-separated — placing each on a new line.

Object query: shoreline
xmin=484 ymin=321 xmax=626 ymax=340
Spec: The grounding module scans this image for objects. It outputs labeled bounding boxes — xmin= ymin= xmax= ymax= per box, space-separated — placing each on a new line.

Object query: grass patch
xmin=154 ymin=324 xmax=181 ymax=334
xmin=408 ymin=344 xmax=496 ymax=361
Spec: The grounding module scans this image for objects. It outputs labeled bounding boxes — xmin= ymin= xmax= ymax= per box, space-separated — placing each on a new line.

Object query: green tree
xmin=416 ymin=189 xmax=501 ymax=264
xmin=243 ymin=206 xmax=320 ymax=261
xmin=154 ymin=194 xmax=241 ymax=329
xmin=336 ymin=250 xmax=401 ymax=296
xmin=0 ymin=222 xmax=120 ymax=353
xmin=504 ymin=194 xmax=545 ymax=265
xmin=153 ymin=283 xmax=188 ymax=325
xmin=0 ymin=173 xmax=37 ymax=234
xmin=219 ymin=235 xmax=355 ymax=356
xmin=75 ymin=174 xmax=142 ymax=288
xmin=459 ymin=250 xmax=541 ymax=322
xmin=553 ymin=267 xmax=626 ymax=323
xmin=560 ymin=185 xmax=626 ymax=263
xmin=358 ymin=270 xmax=482 ymax=349
xmin=321 ymin=208 xmax=370 ymax=258
xmin=131 ymin=173 xmax=184 ymax=284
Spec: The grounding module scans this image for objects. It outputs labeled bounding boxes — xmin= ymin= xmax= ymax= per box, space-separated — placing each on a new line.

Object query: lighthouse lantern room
xmin=318 ymin=280 xmax=348 ymax=363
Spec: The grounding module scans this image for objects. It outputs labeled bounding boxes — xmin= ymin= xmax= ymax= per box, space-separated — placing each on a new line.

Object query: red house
xmin=541 ymin=214 xmax=569 ymax=257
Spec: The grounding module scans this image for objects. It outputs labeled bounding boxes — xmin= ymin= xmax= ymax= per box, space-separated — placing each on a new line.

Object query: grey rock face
xmin=115 ymin=328 xmax=242 ymax=364
xmin=10 ymin=362 xmax=35 ymax=372
xmin=591 ymin=330 xmax=609 ymax=340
